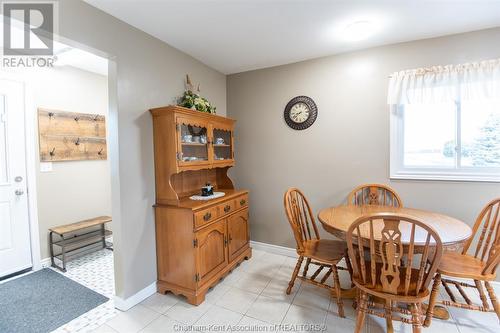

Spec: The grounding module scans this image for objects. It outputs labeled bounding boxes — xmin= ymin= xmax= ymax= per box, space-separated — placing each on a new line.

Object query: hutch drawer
xmin=236 ymin=194 xmax=249 ymax=209
xmin=194 ymin=206 xmax=219 ymax=228
xmin=194 ymin=195 xmax=243 ymax=229
xmin=220 ymin=199 xmax=236 ymax=216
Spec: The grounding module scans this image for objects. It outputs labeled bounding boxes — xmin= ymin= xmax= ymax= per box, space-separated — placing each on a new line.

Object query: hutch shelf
xmin=150 ymin=105 xmax=252 ymax=305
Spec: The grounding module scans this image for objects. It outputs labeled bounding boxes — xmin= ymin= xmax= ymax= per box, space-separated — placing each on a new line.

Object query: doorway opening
xmin=1 ymin=36 xmax=120 ymax=331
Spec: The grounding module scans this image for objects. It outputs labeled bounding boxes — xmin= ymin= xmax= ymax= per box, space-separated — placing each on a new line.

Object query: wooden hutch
xmin=150 ymin=105 xmax=251 ymax=305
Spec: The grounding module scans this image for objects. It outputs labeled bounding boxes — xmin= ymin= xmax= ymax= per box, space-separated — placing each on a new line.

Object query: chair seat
xmin=352 ymin=261 xmax=430 ymax=302
xmin=437 ymin=251 xmax=495 ymax=280
xmin=301 ymin=239 xmax=346 ymax=264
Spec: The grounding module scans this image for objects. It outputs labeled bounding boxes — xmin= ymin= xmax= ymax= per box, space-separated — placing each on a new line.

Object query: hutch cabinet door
xmin=211 ymin=121 xmax=234 ymax=166
xmin=176 ymin=116 xmax=212 ymax=167
xmin=228 ymin=208 xmax=250 ymax=262
xmin=195 ymin=219 xmax=228 ymax=285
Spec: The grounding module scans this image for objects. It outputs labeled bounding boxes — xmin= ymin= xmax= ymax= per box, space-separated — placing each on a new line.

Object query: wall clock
xmin=284 ymin=96 xmax=318 ymax=130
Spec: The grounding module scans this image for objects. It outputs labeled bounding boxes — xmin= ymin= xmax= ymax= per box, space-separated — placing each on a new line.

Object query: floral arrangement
xmin=177 ymin=75 xmax=216 ymax=114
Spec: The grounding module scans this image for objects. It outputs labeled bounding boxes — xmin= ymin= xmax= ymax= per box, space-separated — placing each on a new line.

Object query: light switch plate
xmin=40 ymin=162 xmax=53 ymax=172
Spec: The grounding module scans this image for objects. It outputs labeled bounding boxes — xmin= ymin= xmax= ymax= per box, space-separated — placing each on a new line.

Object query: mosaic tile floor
xmin=51 ymin=248 xmax=118 ymax=333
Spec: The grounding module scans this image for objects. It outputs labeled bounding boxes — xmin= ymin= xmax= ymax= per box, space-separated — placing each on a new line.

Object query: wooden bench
xmin=49 ymin=216 xmax=112 ymax=272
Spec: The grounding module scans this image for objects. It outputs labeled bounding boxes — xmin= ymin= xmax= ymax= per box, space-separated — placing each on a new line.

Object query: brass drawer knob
xmin=224 ymin=205 xmax=231 ymax=213
xmin=203 ymin=212 xmax=212 ymax=221
xmin=240 ymin=199 xmax=246 ymax=206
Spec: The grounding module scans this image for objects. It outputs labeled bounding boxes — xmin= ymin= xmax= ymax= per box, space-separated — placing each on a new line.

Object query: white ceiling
xmin=85 ymin=0 xmax=500 ymax=74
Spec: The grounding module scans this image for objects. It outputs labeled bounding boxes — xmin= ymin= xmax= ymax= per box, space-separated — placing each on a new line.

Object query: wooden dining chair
xmin=348 ymin=184 xmax=403 ymax=207
xmin=425 ymin=198 xmax=500 ymax=326
xmin=284 ymin=188 xmax=351 ymax=317
xmin=346 ymin=213 xmax=443 ymax=333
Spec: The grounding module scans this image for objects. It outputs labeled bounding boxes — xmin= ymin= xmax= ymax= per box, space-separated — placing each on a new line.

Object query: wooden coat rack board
xmin=38 ymin=108 xmax=107 ymax=162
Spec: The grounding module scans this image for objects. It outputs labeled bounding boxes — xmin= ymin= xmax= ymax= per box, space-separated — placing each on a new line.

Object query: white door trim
xmin=24 ymin=81 xmax=42 ymax=270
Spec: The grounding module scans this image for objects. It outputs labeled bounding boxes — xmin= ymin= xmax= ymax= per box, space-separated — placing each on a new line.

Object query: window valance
xmin=388 ymin=58 xmax=500 ymax=105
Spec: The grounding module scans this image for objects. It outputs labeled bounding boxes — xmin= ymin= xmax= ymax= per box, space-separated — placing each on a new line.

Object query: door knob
xmin=15 ymin=176 xmax=23 ymax=182
xmin=15 ymin=189 xmax=24 ymax=196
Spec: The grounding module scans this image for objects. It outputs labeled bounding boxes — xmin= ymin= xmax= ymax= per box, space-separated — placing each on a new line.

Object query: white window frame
xmin=390 ymin=103 xmax=500 ymax=183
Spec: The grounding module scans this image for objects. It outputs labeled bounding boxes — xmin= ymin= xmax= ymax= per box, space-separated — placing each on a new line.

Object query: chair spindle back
xmin=284 ymin=188 xmax=320 ymax=253
xmin=346 ymin=214 xmax=442 ymax=296
xmin=347 ymin=184 xmax=403 ymax=207
xmin=463 ymin=198 xmax=500 ymax=276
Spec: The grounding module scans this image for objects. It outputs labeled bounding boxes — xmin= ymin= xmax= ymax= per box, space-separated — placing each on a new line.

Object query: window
xmin=388 ymin=58 xmax=500 ymax=182
xmin=390 ymin=99 xmax=500 ymax=182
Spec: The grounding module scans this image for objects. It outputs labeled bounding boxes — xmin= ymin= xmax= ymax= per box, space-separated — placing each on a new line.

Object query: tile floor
xmin=81 ymin=249 xmax=500 ymax=333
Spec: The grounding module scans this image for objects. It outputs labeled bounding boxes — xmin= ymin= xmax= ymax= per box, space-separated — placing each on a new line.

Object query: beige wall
xmin=227 ymin=28 xmax=500 ymax=280
xmin=53 ymin=1 xmax=499 ymax=296
xmin=55 ymin=0 xmax=227 ymax=299
xmin=26 ymin=66 xmax=110 ymax=259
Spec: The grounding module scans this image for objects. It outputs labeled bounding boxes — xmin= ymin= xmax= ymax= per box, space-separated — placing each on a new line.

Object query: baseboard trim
xmin=41 ymin=257 xmax=51 ymax=269
xmin=250 ymin=240 xmax=297 ymax=258
xmin=113 ymin=282 xmax=156 ymax=311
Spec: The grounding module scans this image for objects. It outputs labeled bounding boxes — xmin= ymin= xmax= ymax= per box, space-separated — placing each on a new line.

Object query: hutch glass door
xmin=177 ymin=117 xmax=210 ymax=166
xmin=212 ymin=125 xmax=233 ymax=164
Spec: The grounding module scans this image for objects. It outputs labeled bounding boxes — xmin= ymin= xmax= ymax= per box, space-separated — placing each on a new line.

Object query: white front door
xmin=0 ymin=79 xmax=32 ymax=278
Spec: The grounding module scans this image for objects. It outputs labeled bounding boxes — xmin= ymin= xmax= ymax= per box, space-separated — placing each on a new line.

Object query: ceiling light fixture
xmin=343 ymin=21 xmax=375 ymax=41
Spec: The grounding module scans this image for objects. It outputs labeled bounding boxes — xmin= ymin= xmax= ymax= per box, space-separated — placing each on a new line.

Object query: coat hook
xmin=74 ymin=116 xmax=80 ymax=122
xmin=48 ymin=112 xmax=54 ymax=118
xmin=93 ymin=115 xmax=99 ymax=121
xmin=49 ymin=147 xmax=56 ymax=156
xmin=97 ymin=148 xmax=103 ymax=155
xmin=75 ymin=137 xmax=80 ymax=146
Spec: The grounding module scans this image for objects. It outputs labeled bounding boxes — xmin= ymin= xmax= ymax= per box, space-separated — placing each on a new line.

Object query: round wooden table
xmin=317 ymin=204 xmax=473 ymax=320
xmin=318 ymin=205 xmax=472 ymax=251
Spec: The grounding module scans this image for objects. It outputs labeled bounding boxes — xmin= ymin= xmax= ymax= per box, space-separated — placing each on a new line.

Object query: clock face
xmin=289 ymin=103 xmax=310 ymax=124
xmin=284 ymin=96 xmax=318 ymax=130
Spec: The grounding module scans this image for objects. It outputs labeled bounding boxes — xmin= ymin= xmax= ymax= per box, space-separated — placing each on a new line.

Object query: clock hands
xmin=290 ymin=106 xmax=309 ymax=123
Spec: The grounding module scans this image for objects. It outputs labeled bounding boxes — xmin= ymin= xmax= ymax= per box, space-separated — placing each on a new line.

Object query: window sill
xmin=390 ymin=172 xmax=500 ymax=183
